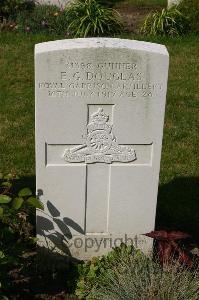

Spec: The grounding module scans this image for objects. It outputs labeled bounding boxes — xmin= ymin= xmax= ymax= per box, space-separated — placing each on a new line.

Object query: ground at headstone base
xmin=4 ymin=241 xmax=199 ymax=299
xmin=5 ymin=247 xmax=79 ymax=300
xmin=0 ymin=176 xmax=198 ymax=299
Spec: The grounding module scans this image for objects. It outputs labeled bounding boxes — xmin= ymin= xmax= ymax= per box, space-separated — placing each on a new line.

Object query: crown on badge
xmin=91 ymin=108 xmax=109 ymax=124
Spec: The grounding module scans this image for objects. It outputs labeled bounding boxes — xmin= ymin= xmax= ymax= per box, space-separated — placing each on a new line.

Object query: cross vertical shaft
xmin=85 ymin=164 xmax=111 ymax=234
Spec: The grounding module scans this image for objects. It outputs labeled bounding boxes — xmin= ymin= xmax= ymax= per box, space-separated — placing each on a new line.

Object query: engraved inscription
xmin=63 ymin=108 xmax=136 ymax=164
xmin=38 ymin=60 xmax=164 ymax=99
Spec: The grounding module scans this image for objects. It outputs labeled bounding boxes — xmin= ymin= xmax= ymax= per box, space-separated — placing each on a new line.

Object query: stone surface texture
xmin=35 ymin=38 xmax=169 ymax=260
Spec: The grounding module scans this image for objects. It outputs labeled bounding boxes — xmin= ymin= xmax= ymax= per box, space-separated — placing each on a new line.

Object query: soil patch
xmin=116 ymin=5 xmax=163 ymax=33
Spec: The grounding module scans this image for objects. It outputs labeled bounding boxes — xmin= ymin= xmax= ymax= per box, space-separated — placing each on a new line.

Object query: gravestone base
xmin=37 ymin=233 xmax=153 ymax=260
xmin=37 ymin=206 xmax=153 ymax=260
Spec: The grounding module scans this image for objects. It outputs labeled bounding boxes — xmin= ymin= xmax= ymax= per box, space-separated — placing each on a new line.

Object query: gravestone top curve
xmin=35 ymin=38 xmax=168 ymax=56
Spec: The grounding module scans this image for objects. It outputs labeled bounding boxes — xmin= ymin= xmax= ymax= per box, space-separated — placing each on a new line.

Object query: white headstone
xmin=168 ymin=0 xmax=181 ymax=7
xmin=35 ymin=38 xmax=169 ymax=260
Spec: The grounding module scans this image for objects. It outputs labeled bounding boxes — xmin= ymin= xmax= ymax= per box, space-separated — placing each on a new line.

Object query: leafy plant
xmin=0 ymin=172 xmax=43 ymax=215
xmin=15 ymin=4 xmax=69 ymax=35
xmin=65 ymin=0 xmax=123 ymax=37
xmin=76 ymin=244 xmax=140 ymax=299
xmin=141 ymin=6 xmax=188 ymax=36
xmin=0 ymin=172 xmax=43 ymax=294
xmin=144 ymin=230 xmax=192 ymax=266
xmin=76 ymin=244 xmax=199 ymax=300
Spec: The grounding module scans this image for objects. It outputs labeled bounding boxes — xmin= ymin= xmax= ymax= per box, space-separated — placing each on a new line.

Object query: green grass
xmin=0 ymin=32 xmax=198 ymax=236
xmin=0 ymin=33 xmax=198 ymax=180
xmin=0 ymin=33 xmax=58 ymax=176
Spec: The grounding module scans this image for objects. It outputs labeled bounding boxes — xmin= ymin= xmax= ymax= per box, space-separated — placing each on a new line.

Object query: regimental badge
xmin=63 ymin=108 xmax=137 ymax=164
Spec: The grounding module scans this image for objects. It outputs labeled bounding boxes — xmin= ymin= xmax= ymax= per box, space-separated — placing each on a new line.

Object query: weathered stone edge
xmin=35 ymin=38 xmax=169 ymax=56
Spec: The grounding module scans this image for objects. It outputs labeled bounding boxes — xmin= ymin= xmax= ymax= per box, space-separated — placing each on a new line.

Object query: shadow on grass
xmin=5 ymin=175 xmax=199 ymax=298
xmin=8 ymin=245 xmax=79 ymax=299
xmin=156 ymin=177 xmax=199 ymax=242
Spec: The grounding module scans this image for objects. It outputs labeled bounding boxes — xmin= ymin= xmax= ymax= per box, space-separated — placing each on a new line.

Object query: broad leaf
xmin=18 ymin=187 xmax=32 ymax=197
xmin=165 ymin=231 xmax=191 ymax=240
xmin=1 ymin=181 xmax=12 ymax=188
xmin=29 ymin=237 xmax=39 ymax=244
xmin=144 ymin=230 xmax=191 ymax=241
xmin=12 ymin=197 xmax=24 ymax=210
xmin=27 ymin=197 xmax=44 ymax=210
xmin=144 ymin=230 xmax=168 ymax=240
xmin=4 ymin=173 xmax=13 ymax=180
xmin=0 ymin=250 xmax=5 ymax=259
xmin=0 ymin=195 xmax=12 ymax=204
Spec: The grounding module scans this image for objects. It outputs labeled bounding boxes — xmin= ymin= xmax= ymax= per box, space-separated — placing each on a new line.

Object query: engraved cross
xmin=63 ymin=106 xmax=136 ymax=234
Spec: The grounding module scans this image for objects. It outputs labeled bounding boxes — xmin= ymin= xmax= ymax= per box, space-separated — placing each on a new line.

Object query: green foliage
xmin=76 ymin=244 xmax=199 ymax=300
xmin=11 ymin=0 xmax=121 ymax=37
xmin=75 ymin=244 xmax=136 ymax=299
xmin=15 ymin=4 xmax=69 ymax=35
xmin=0 ymin=172 xmax=43 ymax=294
xmin=0 ymin=172 xmax=43 ymax=213
xmin=11 ymin=197 xmax=24 ymax=210
xmin=18 ymin=187 xmax=32 ymax=197
xmin=0 ymin=0 xmax=35 ymax=20
xmin=178 ymin=0 xmax=199 ymax=34
xmin=65 ymin=0 xmax=123 ymax=37
xmin=141 ymin=7 xmax=188 ymax=36
xmin=0 ymin=195 xmax=12 ymax=204
xmin=27 ymin=196 xmax=44 ymax=210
